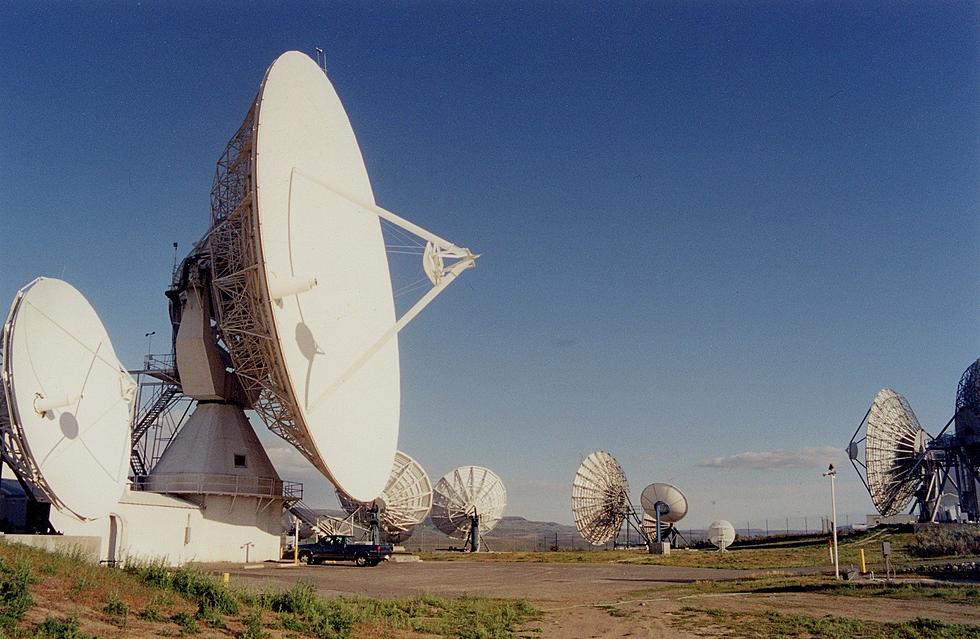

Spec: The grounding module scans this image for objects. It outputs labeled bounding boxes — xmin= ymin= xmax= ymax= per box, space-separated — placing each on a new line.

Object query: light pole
xmin=144 ymin=331 xmax=156 ymax=365
xmin=823 ymin=464 xmax=839 ymax=579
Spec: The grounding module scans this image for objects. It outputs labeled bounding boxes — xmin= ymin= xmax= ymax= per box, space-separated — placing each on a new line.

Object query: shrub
xmin=0 ymin=558 xmax=35 ymax=628
xmin=29 ymin=615 xmax=95 ymax=639
xmin=125 ymin=561 xmax=238 ymax=615
xmin=907 ymin=526 xmax=980 ymax=558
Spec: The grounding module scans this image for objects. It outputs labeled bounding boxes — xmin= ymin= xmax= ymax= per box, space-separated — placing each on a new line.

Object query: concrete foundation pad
xmin=2 ymin=534 xmax=101 ymax=563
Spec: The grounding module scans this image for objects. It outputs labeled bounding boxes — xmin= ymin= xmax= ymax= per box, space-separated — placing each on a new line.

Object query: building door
xmin=107 ymin=515 xmax=122 ymax=566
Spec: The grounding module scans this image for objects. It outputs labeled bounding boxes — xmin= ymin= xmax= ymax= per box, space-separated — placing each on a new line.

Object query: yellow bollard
xmin=859 ymin=548 xmax=866 ymax=573
xmin=222 ymin=572 xmax=229 ymax=585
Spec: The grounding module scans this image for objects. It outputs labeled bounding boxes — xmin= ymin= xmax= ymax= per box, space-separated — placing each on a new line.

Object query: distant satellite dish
xmin=707 ymin=519 xmax=736 ymax=551
xmin=571 ymin=451 xmax=630 ymax=545
xmin=430 ymin=466 xmax=506 ymax=542
xmin=955 ymin=359 xmax=980 ymax=467
xmin=206 ymin=51 xmax=476 ymax=502
xmin=1 ymin=278 xmax=136 ymax=521
xmin=864 ymin=388 xmax=927 ymax=516
xmin=336 ymin=450 xmax=432 ymax=543
xmin=640 ymin=483 xmax=688 ymax=523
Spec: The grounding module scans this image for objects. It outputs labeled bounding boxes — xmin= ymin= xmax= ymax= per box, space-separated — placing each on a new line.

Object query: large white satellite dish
xmin=571 ymin=451 xmax=630 ymax=545
xmin=207 ymin=51 xmax=477 ymax=501
xmin=336 ymin=450 xmax=433 ymax=543
xmin=1 ymin=278 xmax=136 ymax=521
xmin=430 ymin=466 xmax=506 ymax=542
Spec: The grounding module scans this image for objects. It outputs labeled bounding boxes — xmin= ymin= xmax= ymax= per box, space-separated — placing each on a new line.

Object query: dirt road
xmin=202 ymin=559 xmax=979 ymax=638
xmin=212 ymin=560 xmax=754 ymax=601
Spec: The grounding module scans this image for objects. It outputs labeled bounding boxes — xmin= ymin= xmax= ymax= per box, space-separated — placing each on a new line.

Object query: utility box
xmin=881 ymin=541 xmax=891 ymax=556
xmin=652 ymin=542 xmax=671 ymax=555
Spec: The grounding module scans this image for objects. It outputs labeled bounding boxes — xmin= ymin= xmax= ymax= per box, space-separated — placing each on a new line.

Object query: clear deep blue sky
xmin=1 ymin=2 xmax=977 ymax=527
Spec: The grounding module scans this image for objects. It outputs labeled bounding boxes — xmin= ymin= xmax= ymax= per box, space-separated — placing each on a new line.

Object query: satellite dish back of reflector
xmin=1 ymin=278 xmax=136 ymax=520
xmin=208 ymin=51 xmax=399 ymax=501
xmin=641 ymin=512 xmax=672 ymax=540
xmin=430 ymin=466 xmax=507 ymax=539
xmin=707 ymin=519 xmax=736 ymax=551
xmin=571 ymin=451 xmax=630 ymax=545
xmin=640 ymin=483 xmax=688 ymax=524
xmin=955 ymin=359 xmax=980 ymax=467
xmin=336 ymin=450 xmax=433 ymax=543
xmin=864 ymin=388 xmax=927 ymax=516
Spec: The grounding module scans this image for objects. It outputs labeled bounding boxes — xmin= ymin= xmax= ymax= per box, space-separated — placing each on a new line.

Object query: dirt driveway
xmin=203 ymin=560 xmax=980 ymax=638
xmin=210 ymin=560 xmax=754 ymax=601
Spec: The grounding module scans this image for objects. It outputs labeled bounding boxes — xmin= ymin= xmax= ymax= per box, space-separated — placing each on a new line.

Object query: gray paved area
xmin=203 ymin=559 xmax=756 ymax=602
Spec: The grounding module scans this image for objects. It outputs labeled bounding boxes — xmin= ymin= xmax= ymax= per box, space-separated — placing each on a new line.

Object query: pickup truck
xmin=295 ymin=535 xmax=392 ymax=567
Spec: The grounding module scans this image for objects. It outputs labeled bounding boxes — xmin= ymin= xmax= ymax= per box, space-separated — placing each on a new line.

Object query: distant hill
xmin=298 ymin=510 xmax=708 ymax=551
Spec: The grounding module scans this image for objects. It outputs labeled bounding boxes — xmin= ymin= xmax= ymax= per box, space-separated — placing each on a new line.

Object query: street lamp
xmin=823 ymin=463 xmax=839 ymax=579
xmin=143 ymin=331 xmax=156 ymax=367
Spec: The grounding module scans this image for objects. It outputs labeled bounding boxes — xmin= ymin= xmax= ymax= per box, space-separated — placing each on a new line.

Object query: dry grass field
xmin=2 ymin=526 xmax=978 ymax=638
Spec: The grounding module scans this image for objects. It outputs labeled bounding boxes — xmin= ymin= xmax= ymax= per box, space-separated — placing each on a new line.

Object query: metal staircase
xmin=130 ymin=384 xmax=182 ymax=476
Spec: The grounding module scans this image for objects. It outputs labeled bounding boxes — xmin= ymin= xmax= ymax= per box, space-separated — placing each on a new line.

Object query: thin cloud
xmin=698 ymin=446 xmax=843 ymax=470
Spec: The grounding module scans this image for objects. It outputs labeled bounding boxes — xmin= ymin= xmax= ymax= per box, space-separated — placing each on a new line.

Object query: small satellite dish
xmin=707 ymin=519 xmax=736 ymax=551
xmin=864 ymin=388 xmax=927 ymax=516
xmin=336 ymin=450 xmax=433 ymax=543
xmin=640 ymin=483 xmax=688 ymax=523
xmin=430 ymin=466 xmax=506 ymax=547
xmin=1 ymin=278 xmax=136 ymax=521
xmin=571 ymin=451 xmax=630 ymax=545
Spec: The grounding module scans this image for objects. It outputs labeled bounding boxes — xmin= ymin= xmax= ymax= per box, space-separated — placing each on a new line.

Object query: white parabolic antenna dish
xmin=430 ymin=466 xmax=507 ymax=539
xmin=865 ymin=388 xmax=927 ymax=517
xmin=640 ymin=483 xmax=688 ymax=523
xmin=208 ymin=51 xmax=400 ymax=501
xmin=1 ymin=278 xmax=136 ymax=520
xmin=337 ymin=450 xmax=433 ymax=542
xmin=571 ymin=451 xmax=630 ymax=545
xmin=707 ymin=519 xmax=736 ymax=550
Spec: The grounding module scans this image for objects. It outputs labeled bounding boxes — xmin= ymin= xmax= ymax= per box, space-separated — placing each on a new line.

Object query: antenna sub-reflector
xmin=33 ymin=393 xmax=82 ymax=416
xmin=267 ymin=275 xmax=318 ymax=302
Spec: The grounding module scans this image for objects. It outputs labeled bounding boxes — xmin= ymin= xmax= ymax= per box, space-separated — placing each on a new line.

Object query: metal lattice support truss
xmin=206 ymin=99 xmax=323 ymax=475
xmin=1 ymin=306 xmax=57 ymax=508
xmin=337 ymin=451 xmax=433 ymax=543
xmin=571 ymin=451 xmax=630 ymax=545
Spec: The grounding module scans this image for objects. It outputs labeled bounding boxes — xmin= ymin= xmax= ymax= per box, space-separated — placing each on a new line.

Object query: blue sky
xmin=1 ymin=2 xmax=977 ymax=528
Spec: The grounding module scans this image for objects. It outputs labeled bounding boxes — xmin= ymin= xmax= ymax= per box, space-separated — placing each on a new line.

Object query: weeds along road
xmin=203 ymin=560 xmax=756 ymax=601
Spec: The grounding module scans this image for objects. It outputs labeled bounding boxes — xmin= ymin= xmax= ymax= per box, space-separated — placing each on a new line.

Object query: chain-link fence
xmin=396 ymin=513 xmax=862 ymax=553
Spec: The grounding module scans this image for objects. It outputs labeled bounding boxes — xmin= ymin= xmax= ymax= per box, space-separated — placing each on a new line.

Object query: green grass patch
xmin=257 ymin=582 xmax=535 ymax=639
xmin=663 ymin=574 xmax=980 ymax=607
xmin=673 ymin=606 xmax=980 ymax=638
xmin=124 ymin=559 xmax=239 ymax=615
xmin=0 ymin=540 xmax=536 ymax=639
xmin=0 ymin=558 xmax=35 ymax=629
xmin=25 ymin=615 xmax=97 ymax=639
